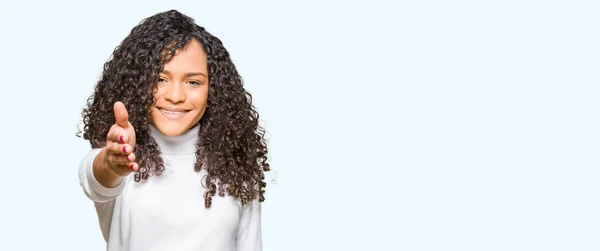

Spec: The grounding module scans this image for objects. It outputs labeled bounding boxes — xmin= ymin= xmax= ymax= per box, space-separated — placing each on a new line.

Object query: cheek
xmin=190 ymin=88 xmax=209 ymax=108
xmin=152 ymin=87 xmax=163 ymax=103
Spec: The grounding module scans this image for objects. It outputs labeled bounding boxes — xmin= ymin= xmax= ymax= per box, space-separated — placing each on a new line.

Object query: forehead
xmin=163 ymin=39 xmax=207 ymax=73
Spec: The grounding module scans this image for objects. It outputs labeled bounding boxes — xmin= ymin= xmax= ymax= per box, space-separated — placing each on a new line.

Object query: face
xmin=150 ymin=39 xmax=209 ymax=137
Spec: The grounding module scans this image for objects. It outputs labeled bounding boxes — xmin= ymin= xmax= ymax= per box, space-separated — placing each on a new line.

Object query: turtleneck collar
xmin=149 ymin=124 xmax=200 ymax=154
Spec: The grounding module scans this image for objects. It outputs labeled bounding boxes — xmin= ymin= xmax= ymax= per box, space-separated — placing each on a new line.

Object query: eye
xmin=188 ymin=80 xmax=202 ymax=85
xmin=158 ymin=77 xmax=167 ymax=83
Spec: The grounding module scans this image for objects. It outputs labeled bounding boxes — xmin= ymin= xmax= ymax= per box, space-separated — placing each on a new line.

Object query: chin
xmin=161 ymin=129 xmax=186 ymax=137
xmin=154 ymin=122 xmax=189 ymax=137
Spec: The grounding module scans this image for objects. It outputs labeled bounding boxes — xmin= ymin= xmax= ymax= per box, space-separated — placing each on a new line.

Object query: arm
xmin=93 ymin=148 xmax=125 ymax=188
xmin=78 ymin=148 xmax=127 ymax=203
xmin=78 ymin=102 xmax=138 ymax=203
xmin=78 ymin=148 xmax=126 ymax=241
xmin=236 ymin=199 xmax=263 ymax=251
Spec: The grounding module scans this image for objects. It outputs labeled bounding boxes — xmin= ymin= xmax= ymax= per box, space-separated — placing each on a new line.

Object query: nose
xmin=164 ymin=82 xmax=185 ymax=104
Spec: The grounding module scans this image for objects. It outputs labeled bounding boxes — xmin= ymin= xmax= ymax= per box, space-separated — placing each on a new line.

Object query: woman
xmin=78 ymin=10 xmax=270 ymax=251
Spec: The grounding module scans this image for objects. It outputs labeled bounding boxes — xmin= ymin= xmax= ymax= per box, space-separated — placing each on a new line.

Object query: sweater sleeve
xmin=236 ymin=199 xmax=263 ymax=251
xmin=78 ymin=148 xmax=127 ymax=203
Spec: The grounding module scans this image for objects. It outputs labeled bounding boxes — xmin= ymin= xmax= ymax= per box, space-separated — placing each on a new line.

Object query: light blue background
xmin=0 ymin=0 xmax=598 ymax=250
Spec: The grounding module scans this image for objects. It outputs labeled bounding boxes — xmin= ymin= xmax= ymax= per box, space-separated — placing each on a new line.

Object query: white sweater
xmin=78 ymin=125 xmax=262 ymax=251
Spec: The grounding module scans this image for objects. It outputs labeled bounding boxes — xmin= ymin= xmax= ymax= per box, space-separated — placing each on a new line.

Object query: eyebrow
xmin=161 ymin=70 xmax=207 ymax=78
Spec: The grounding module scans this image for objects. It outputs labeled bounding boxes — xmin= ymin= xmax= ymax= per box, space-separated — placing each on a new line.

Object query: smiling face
xmin=150 ymin=39 xmax=209 ymax=137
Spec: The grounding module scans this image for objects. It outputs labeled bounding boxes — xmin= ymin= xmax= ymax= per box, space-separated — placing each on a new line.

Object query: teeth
xmin=161 ymin=109 xmax=186 ymax=115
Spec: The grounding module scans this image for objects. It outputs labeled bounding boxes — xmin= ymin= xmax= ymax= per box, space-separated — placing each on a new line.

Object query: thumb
xmin=113 ymin=101 xmax=129 ymax=128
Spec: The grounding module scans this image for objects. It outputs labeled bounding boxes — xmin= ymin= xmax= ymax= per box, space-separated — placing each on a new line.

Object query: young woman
xmin=77 ymin=10 xmax=270 ymax=251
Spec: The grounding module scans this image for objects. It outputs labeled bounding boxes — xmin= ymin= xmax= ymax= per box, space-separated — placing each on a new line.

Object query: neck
xmin=149 ymin=124 xmax=200 ymax=154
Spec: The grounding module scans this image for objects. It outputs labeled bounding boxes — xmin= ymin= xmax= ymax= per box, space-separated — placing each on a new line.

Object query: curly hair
xmin=79 ymin=10 xmax=270 ymax=208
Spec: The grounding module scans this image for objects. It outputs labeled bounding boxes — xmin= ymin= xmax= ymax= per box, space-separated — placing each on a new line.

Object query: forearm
xmin=78 ymin=148 xmax=126 ymax=203
xmin=93 ymin=148 xmax=124 ymax=188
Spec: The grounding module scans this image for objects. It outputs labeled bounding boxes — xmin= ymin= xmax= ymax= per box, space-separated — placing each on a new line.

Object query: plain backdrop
xmin=0 ymin=0 xmax=598 ymax=250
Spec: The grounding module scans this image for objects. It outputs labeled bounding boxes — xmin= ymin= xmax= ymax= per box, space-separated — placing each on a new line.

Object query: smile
xmin=158 ymin=107 xmax=190 ymax=119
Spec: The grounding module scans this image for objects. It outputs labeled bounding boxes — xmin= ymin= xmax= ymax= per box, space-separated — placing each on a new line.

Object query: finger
xmin=107 ymin=125 xmax=130 ymax=144
xmin=106 ymin=141 xmax=133 ymax=156
xmin=126 ymin=153 xmax=136 ymax=162
xmin=118 ymin=162 xmax=138 ymax=173
xmin=130 ymin=162 xmax=139 ymax=172
xmin=112 ymin=162 xmax=138 ymax=176
xmin=107 ymin=152 xmax=136 ymax=166
xmin=114 ymin=101 xmax=130 ymax=129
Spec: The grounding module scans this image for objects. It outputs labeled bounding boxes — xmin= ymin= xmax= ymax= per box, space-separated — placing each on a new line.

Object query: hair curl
xmin=79 ymin=10 xmax=270 ymax=207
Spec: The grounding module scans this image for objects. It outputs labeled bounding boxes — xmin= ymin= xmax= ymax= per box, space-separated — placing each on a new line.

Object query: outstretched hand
xmin=103 ymin=101 xmax=138 ymax=176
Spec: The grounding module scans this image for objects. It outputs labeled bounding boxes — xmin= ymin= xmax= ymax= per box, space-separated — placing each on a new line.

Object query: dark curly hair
xmin=79 ymin=10 xmax=270 ymax=207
